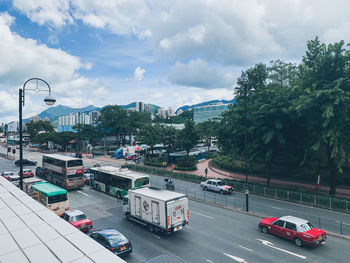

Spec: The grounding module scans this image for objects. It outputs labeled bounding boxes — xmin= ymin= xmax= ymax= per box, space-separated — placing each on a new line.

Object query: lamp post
xmin=244 ymin=83 xmax=249 ymax=212
xmin=19 ymin=78 xmax=55 ymax=190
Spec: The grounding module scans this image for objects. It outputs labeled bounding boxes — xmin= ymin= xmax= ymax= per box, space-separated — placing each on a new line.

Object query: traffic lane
xmin=69 ymin=187 xmax=350 ymax=263
xmin=150 ymin=174 xmax=350 ymax=232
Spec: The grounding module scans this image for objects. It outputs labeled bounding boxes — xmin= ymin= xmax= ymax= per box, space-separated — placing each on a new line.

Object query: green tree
xmin=160 ymin=125 xmax=177 ymax=163
xmin=99 ymin=105 xmax=129 ymax=146
xmin=177 ymin=120 xmax=199 ymax=157
xmin=26 ymin=120 xmax=54 ymax=139
xmin=136 ymin=124 xmax=162 ymax=155
xmin=294 ymin=37 xmax=350 ymax=196
xmin=197 ymin=120 xmax=218 ymax=153
xmin=72 ymin=124 xmax=102 ymax=146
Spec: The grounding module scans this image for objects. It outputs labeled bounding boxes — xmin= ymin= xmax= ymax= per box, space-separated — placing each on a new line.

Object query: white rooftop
xmin=130 ymin=187 xmax=187 ymax=202
xmin=90 ymin=166 xmax=150 ymax=180
xmin=0 ymin=176 xmax=125 ymax=263
xmin=279 ymin=215 xmax=309 ymax=225
xmin=43 ymin=154 xmax=81 ymax=161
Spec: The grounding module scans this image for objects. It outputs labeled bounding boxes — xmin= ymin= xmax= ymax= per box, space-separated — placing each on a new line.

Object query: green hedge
xmin=174 ymin=166 xmax=197 ymax=171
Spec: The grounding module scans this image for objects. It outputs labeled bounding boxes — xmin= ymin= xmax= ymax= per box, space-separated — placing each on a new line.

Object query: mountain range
xmin=27 ymin=99 xmax=235 ymax=122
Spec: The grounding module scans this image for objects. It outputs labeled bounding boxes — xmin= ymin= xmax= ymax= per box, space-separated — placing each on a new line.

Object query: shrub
xmin=174 ymin=166 xmax=197 ymax=171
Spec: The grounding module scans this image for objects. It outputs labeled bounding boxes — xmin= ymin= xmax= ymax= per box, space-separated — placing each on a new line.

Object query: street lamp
xmin=19 ymin=78 xmax=55 ymax=190
xmin=244 ymin=83 xmax=249 ymax=212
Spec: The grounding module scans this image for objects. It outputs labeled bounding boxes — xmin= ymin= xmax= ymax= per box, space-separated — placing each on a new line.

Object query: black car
xmin=15 ymin=159 xmax=37 ymax=166
xmin=90 ymin=229 xmax=132 ymax=257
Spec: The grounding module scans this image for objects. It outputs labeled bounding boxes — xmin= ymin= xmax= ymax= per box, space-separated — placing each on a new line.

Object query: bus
xmin=31 ymin=182 xmax=69 ymax=215
xmin=42 ymin=154 xmax=84 ymax=190
xmin=90 ymin=166 xmax=150 ymax=199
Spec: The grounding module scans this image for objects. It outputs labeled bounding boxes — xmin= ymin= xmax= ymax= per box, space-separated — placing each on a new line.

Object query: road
xmin=68 ymin=184 xmax=350 ymax=263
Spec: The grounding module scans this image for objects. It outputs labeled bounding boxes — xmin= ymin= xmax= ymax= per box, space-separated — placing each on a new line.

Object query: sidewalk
xmin=170 ymin=159 xmax=350 ymax=198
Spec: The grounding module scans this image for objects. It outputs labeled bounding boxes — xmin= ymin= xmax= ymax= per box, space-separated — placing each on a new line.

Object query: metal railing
xmin=151 ymin=178 xmax=350 ymax=237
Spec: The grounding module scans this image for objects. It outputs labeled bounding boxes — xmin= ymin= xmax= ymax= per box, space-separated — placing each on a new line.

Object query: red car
xmin=258 ymin=215 xmax=327 ymax=247
xmin=19 ymin=169 xmax=35 ymax=178
xmin=60 ymin=210 xmax=93 ymax=232
xmin=125 ymin=154 xmax=138 ymax=160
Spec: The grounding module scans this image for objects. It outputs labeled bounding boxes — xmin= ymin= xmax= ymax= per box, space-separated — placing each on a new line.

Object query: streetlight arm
xmin=21 ymin=78 xmax=53 ymax=107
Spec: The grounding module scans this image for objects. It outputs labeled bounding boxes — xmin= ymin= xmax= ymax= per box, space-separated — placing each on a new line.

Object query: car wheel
xmin=261 ymin=226 xmax=269 ymax=234
xmin=148 ymin=224 xmax=155 ymax=232
xmin=204 ymin=186 xmax=208 ymax=191
xmin=294 ymin=237 xmax=303 ymax=247
xmin=220 ymin=190 xmax=224 ymax=195
xmin=117 ymin=191 xmax=122 ymax=199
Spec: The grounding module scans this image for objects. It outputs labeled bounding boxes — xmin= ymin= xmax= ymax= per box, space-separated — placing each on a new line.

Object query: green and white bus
xmin=90 ymin=166 xmax=150 ymax=199
xmin=31 ymin=182 xmax=69 ymax=215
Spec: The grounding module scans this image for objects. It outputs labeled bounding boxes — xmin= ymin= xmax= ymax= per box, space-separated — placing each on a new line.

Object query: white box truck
xmin=122 ymin=187 xmax=189 ymax=233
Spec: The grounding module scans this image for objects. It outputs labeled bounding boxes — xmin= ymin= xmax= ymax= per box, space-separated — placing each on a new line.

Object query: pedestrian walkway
xmin=170 ymin=159 xmax=350 ymax=198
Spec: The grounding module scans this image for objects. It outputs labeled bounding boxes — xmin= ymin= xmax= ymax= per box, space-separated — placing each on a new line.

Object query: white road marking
xmin=191 ymin=211 xmax=214 ymax=219
xmin=256 ymin=239 xmax=306 ymax=259
xmin=224 ymin=253 xmax=248 ymax=263
xmin=153 ymin=234 xmax=161 ymax=239
xmin=270 ymin=206 xmax=282 ymax=210
xmin=77 ymin=190 xmax=89 ymax=197
xmin=239 ymin=245 xmax=253 ymax=252
xmin=103 ymin=211 xmax=113 ymax=216
xmin=206 ymin=259 xmax=215 ymax=263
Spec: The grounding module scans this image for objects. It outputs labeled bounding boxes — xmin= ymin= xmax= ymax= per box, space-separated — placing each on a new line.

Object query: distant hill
xmin=175 ymin=99 xmax=235 ymax=114
xmin=24 ymin=104 xmax=101 ymax=122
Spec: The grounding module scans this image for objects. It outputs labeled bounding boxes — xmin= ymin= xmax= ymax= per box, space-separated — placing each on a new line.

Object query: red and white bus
xmin=42 ymin=154 xmax=84 ymax=190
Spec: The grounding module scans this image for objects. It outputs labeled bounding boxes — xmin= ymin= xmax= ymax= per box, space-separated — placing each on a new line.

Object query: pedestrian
xmin=205 ymin=167 xmax=208 ymax=177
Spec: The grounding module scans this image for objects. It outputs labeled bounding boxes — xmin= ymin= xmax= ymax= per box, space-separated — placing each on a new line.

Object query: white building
xmin=89 ymin=110 xmax=101 ymax=124
xmin=167 ymin=107 xmax=175 ymax=117
xmin=157 ymin=107 xmax=167 ymax=119
xmin=29 ymin=115 xmax=40 ymax=122
xmin=7 ymin=121 xmax=19 ymax=132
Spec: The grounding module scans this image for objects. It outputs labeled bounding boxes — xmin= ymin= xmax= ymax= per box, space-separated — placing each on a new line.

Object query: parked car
xmin=35 ymin=167 xmax=47 ymax=178
xmin=84 ymin=173 xmax=92 ymax=185
xmin=7 ymin=175 xmax=20 ymax=187
xmin=1 ymin=171 xmax=15 ymax=179
xmin=200 ymin=179 xmax=234 ymax=194
xmin=60 ymin=210 xmax=93 ymax=232
xmin=258 ymin=215 xmax=327 ymax=247
xmin=90 ymin=229 xmax=132 ymax=257
xmin=19 ymin=169 xmax=34 ymax=178
xmin=15 ymin=159 xmax=37 ymax=166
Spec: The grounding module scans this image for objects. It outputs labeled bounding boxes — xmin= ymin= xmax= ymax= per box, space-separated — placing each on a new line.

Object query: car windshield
xmin=71 ymin=214 xmax=87 ymax=221
xmin=217 ymin=181 xmax=224 ymax=186
xmin=24 ymin=170 xmax=32 ymax=173
xmin=107 ymin=233 xmax=127 ymax=246
xmin=5 ymin=172 xmax=14 ymax=176
xmin=300 ymin=222 xmax=314 ymax=232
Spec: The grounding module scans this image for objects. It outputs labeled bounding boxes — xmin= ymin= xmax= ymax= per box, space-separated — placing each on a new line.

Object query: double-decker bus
xmin=31 ymin=181 xmax=69 ymax=215
xmin=90 ymin=166 xmax=150 ymax=199
xmin=42 ymin=154 xmax=84 ymax=190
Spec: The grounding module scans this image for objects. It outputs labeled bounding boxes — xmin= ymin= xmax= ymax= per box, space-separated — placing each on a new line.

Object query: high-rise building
xmin=157 ymin=107 xmax=167 ymax=119
xmin=29 ymin=116 xmax=40 ymax=122
xmin=193 ymin=102 xmax=231 ymax=123
xmin=89 ymin=110 xmax=101 ymax=124
xmin=167 ymin=107 xmax=175 ymax=117
xmin=135 ymin=102 xmax=150 ymax=112
xmin=7 ymin=121 xmax=19 ymax=132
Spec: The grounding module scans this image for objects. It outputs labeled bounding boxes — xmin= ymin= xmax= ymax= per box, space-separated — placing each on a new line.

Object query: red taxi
xmin=258 ymin=215 xmax=327 ymax=247
xmin=19 ymin=169 xmax=35 ymax=178
xmin=60 ymin=210 xmax=93 ymax=232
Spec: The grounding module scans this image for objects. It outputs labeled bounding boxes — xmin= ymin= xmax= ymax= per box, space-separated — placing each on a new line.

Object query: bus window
xmin=48 ymin=194 xmax=67 ymax=204
xmin=39 ymin=192 xmax=47 ymax=205
xmin=68 ymin=160 xmax=83 ymax=167
xmin=111 ymin=176 xmax=131 ymax=190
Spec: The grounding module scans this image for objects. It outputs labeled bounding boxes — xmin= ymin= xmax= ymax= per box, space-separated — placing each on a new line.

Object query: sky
xmin=1 ymin=0 xmax=350 ymax=124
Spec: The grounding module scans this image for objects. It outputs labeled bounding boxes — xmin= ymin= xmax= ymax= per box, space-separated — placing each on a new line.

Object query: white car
xmin=200 ymin=179 xmax=234 ymax=194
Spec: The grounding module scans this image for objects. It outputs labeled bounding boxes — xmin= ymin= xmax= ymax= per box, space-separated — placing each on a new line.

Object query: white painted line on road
xmin=191 ymin=211 xmax=214 ymax=219
xmin=77 ymin=190 xmax=89 ymax=197
xmin=153 ymin=234 xmax=161 ymax=239
xmin=206 ymin=259 xmax=215 ymax=263
xmin=224 ymin=253 xmax=248 ymax=263
xmin=239 ymin=245 xmax=253 ymax=252
xmin=103 ymin=211 xmax=113 ymax=216
xmin=270 ymin=206 xmax=282 ymax=210
xmin=256 ymin=239 xmax=306 ymax=259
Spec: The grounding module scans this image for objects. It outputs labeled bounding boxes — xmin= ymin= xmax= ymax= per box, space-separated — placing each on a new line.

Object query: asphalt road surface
xmin=68 ymin=184 xmax=350 ymax=263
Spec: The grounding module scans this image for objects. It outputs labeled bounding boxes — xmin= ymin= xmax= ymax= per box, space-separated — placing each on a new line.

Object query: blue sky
xmin=1 ymin=0 xmax=350 ymax=124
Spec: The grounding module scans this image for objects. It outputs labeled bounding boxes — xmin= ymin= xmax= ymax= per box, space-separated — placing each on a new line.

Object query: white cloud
xmin=92 ymin=87 xmax=109 ymax=96
xmin=12 ymin=0 xmax=73 ymax=27
xmin=134 ymin=66 xmax=146 ymax=81
xmin=169 ymin=59 xmax=234 ymax=89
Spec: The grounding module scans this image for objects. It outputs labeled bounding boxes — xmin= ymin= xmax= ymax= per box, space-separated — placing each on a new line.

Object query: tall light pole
xmin=244 ymin=84 xmax=249 ymax=212
xmin=19 ymin=78 xmax=55 ymax=190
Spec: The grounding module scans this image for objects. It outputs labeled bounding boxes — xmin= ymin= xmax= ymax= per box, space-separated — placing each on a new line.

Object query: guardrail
xmin=150 ymin=177 xmax=350 ymax=237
